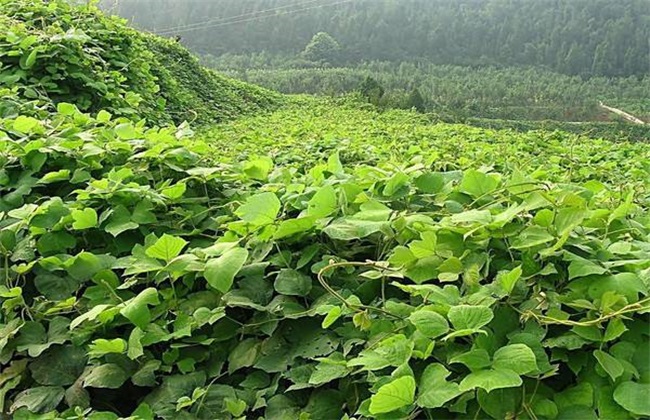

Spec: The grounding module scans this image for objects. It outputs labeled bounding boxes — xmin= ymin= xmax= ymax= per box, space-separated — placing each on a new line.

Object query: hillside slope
xmin=0 ymin=0 xmax=281 ymax=125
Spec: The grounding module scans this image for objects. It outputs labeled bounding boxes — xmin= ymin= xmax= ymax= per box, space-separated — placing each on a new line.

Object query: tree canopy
xmin=102 ymin=0 xmax=650 ymax=77
xmin=302 ymin=32 xmax=341 ymax=64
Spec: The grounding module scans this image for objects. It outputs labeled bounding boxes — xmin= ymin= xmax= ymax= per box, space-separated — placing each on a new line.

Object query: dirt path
xmin=599 ymin=102 xmax=646 ymax=125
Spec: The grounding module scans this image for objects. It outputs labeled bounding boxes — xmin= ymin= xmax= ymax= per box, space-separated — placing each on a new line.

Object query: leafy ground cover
xmin=1 ymin=97 xmax=649 ymax=419
xmin=463 ymin=118 xmax=650 ymax=143
xmin=206 ymin=98 xmax=650 ymax=185
xmin=1 ymin=2 xmax=650 ymax=420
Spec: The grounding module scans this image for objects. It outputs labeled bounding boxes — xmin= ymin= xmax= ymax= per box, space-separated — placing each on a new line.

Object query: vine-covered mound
xmin=0 ymin=0 xmax=280 ymax=125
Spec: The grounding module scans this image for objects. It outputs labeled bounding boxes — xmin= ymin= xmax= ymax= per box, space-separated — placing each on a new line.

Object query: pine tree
xmin=358 ymin=76 xmax=385 ymax=106
xmin=406 ymin=88 xmax=426 ymax=112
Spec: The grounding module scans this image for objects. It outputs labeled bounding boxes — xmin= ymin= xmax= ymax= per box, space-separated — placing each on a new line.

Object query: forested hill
xmin=101 ymin=0 xmax=650 ymax=78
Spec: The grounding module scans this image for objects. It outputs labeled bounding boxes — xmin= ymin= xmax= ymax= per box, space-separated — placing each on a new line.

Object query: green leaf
xmin=243 ymin=157 xmax=273 ymax=181
xmin=10 ymin=386 xmax=64 ymax=414
xmin=305 ymin=390 xmax=345 ymax=420
xmin=274 ymin=269 xmax=312 ymax=296
xmin=587 ymin=273 xmax=646 ymax=303
xmin=66 ymin=252 xmax=112 ymax=281
xmin=603 ymin=318 xmax=628 ymax=342
xmin=383 ymin=172 xmax=410 ymax=196
xmin=459 ymin=369 xmax=522 ymax=393
xmin=573 ymin=325 xmax=602 ymax=343
xmin=409 ymin=231 xmax=437 ymax=258
xmin=532 ymin=398 xmax=559 ymax=419
xmin=97 ymin=110 xmax=112 ymax=122
xmin=39 ymin=169 xmax=70 ymax=184
xmin=309 ymin=361 xmax=349 ymax=386
xmin=161 ymin=183 xmax=186 ymax=200
xmin=557 ymin=407 xmax=598 ymax=419
xmin=595 ymin=384 xmax=628 ymax=420
xmin=204 ymin=247 xmax=248 ymax=293
xmin=132 ymin=200 xmax=157 ymax=224
xmin=36 ymin=231 xmax=76 ymax=255
xmin=274 ymin=217 xmax=316 ymax=239
xmin=369 ymin=375 xmax=416 ymax=414
xmin=145 ymin=234 xmax=188 ymax=262
xmin=447 ymin=305 xmax=494 ymax=330
xmin=144 ymin=372 xmax=206 ymax=416
xmin=104 ymin=206 xmax=138 ymax=237
xmin=127 ymin=327 xmax=145 ymax=360
xmin=593 ymin=350 xmax=624 ymax=381
xmin=228 ymin=338 xmax=260 ymax=373
xmin=408 ymin=309 xmax=449 ymax=338
xmin=478 ymin=388 xmax=521 ymax=420
xmin=450 ymin=209 xmax=492 ymax=225
xmin=34 ymin=273 xmax=79 ymax=300
xmin=18 ymin=35 xmax=38 ymax=49
xmin=307 ymin=185 xmax=338 ymax=218
xmin=224 ymin=397 xmax=247 ymax=417
xmin=613 ymin=382 xmax=650 ymax=416
xmin=459 ymin=169 xmax=500 ymax=198
xmin=120 ymin=288 xmax=160 ymax=329
xmin=83 ymin=364 xmax=128 ymax=389
xmin=348 ymin=334 xmax=413 ymax=370
xmin=492 ymin=344 xmax=538 ymax=375
xmin=265 ymin=395 xmax=301 ymax=419
xmin=497 ymin=265 xmax=522 ymax=295
xmin=70 ymin=304 xmax=114 ymax=330
xmin=235 ymin=192 xmax=281 ymax=226
xmin=417 ymin=363 xmax=463 ymax=408
xmin=510 ymin=226 xmax=555 ymax=249
xmin=19 ymin=325 xmax=59 ymax=361
xmin=13 ymin=116 xmax=40 ymax=134
xmin=19 ymin=48 xmax=39 ymax=70
xmin=0 ymin=230 xmax=16 ymax=252
xmin=29 ymin=345 xmax=87 ymax=386
xmin=132 ymin=360 xmax=161 ymax=387
xmin=415 ymin=173 xmax=446 ymax=194
xmin=554 ymin=208 xmax=587 ymax=236
xmin=322 ymin=218 xmax=390 ymax=240
xmin=565 ymin=253 xmax=607 ymax=280
xmin=322 ymin=306 xmax=342 ymax=328
xmin=56 ymin=103 xmax=77 ymax=116
xmin=88 ymin=339 xmax=126 ymax=358
xmin=115 ymin=123 xmax=137 ymax=140
xmin=449 ymin=349 xmax=491 ymax=370
xmin=71 ymin=208 xmax=98 ymax=230
xmin=0 ymin=376 xmax=21 ymax=413
xmin=555 ymin=382 xmax=593 ymax=410
xmin=544 ymin=335 xmax=590 ymax=352
xmin=327 ymin=152 xmax=344 ymax=174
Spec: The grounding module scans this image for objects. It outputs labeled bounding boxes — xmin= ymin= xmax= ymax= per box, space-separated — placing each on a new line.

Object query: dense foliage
xmin=0 ymin=0 xmax=280 ymax=125
xmin=2 ymin=2 xmax=650 ymax=420
xmin=212 ymin=62 xmax=650 ymax=122
xmin=102 ymin=0 xmax=650 ymax=77
xmin=464 ymin=118 xmax=650 ymax=144
xmin=207 ymin=98 xmax=650 ymax=178
xmin=3 ymin=91 xmax=650 ymax=417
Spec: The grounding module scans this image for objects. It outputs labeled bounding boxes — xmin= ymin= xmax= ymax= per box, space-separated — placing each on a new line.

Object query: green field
xmin=1 ymin=1 xmax=649 ymax=419
xmin=213 ymin=62 xmax=650 ymax=123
